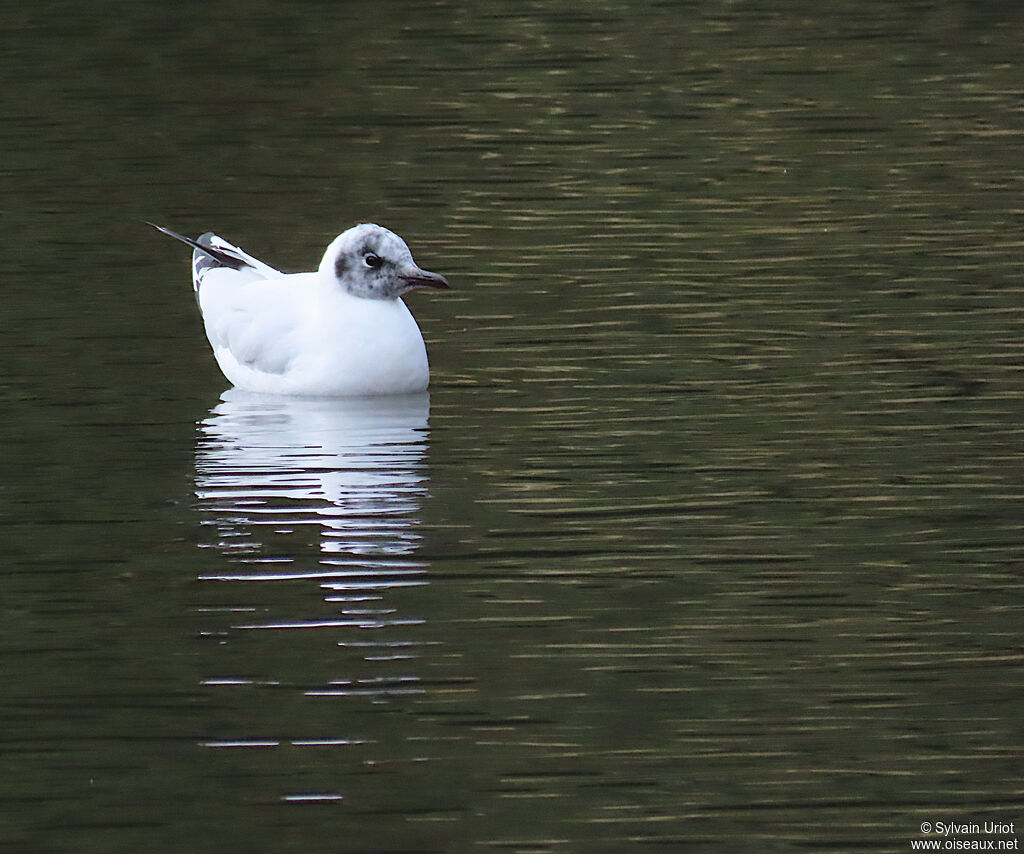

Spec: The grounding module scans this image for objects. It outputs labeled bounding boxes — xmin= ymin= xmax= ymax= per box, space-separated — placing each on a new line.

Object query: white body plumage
xmin=153 ymin=222 xmax=449 ymax=396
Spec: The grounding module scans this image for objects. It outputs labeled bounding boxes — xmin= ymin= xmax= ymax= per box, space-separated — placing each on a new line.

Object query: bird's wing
xmin=150 ymin=223 xmax=314 ymax=378
xmin=198 ymin=271 xmax=315 ymax=377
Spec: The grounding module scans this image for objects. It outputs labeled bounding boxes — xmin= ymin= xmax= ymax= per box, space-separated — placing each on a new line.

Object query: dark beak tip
xmin=404 ymin=271 xmax=451 ymax=291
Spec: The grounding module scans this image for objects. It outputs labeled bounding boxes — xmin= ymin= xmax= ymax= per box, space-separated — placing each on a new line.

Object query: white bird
xmin=151 ymin=222 xmax=449 ymax=396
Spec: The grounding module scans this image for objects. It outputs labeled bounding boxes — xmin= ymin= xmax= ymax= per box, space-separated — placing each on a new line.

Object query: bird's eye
xmin=363 ymin=253 xmax=382 ymax=269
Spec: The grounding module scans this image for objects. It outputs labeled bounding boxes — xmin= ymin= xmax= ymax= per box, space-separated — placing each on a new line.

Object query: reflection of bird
xmin=151 ymin=223 xmax=450 ymax=396
xmin=196 ymin=390 xmax=431 ymax=561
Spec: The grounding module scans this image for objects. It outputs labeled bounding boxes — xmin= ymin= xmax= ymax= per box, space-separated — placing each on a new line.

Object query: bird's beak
xmin=401 ymin=268 xmax=450 ymax=290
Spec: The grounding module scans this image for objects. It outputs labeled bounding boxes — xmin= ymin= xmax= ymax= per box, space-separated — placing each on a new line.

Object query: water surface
xmin=2 ymin=2 xmax=1022 ymax=852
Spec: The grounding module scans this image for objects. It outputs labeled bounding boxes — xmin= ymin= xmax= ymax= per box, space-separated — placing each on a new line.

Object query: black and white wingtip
xmin=148 ymin=222 xmax=251 ymax=271
xmin=149 ymin=221 xmax=284 ymax=300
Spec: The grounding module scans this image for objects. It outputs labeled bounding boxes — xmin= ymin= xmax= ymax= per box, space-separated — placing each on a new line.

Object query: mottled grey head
xmin=319 ymin=223 xmax=449 ymax=300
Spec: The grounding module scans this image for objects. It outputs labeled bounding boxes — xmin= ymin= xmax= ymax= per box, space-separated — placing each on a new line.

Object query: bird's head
xmin=320 ymin=223 xmax=449 ymax=300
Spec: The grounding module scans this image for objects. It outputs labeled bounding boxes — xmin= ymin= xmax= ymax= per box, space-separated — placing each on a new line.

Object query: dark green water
xmin=2 ymin=2 xmax=1022 ymax=852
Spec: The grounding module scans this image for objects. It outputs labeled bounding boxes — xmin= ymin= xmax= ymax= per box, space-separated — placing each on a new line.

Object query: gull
xmin=151 ymin=222 xmax=449 ymax=396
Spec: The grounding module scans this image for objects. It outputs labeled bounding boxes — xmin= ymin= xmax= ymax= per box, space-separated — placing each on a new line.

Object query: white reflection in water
xmin=195 ymin=389 xmax=431 ymax=570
